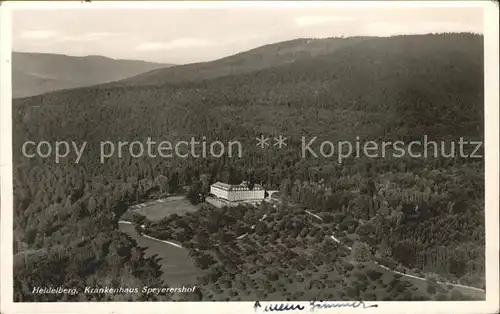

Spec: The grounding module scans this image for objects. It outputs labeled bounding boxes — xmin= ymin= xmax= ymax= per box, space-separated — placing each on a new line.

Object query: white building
xmin=210 ymin=181 xmax=266 ymax=202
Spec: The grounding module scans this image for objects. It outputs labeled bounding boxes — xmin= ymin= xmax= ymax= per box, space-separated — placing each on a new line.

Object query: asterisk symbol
xmin=256 ymin=135 xmax=270 ymax=149
xmin=274 ymin=135 xmax=287 ymax=148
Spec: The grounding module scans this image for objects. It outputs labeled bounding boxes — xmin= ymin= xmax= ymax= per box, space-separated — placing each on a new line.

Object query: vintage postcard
xmin=0 ymin=1 xmax=498 ymax=314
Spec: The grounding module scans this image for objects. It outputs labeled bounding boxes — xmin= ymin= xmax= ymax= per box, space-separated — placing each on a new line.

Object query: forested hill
xmin=12 ymin=52 xmax=173 ymax=98
xmin=12 ymin=33 xmax=484 ymax=301
xmin=17 ymin=33 xmax=483 ymax=141
xmin=114 ymin=36 xmax=371 ymax=87
xmin=186 ymin=33 xmax=484 ymax=140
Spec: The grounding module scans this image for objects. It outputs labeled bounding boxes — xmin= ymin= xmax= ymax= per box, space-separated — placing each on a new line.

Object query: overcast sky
xmin=12 ymin=6 xmax=483 ymax=64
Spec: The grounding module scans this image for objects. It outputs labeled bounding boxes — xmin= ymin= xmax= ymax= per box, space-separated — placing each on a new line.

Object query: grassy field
xmin=132 ymin=196 xmax=200 ymax=221
xmin=118 ymin=196 xmax=205 ymax=287
xmin=119 ymin=222 xmax=203 ymax=287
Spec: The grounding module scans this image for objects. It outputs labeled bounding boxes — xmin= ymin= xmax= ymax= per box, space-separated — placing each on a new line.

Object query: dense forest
xmin=12 ymin=33 xmax=484 ymax=301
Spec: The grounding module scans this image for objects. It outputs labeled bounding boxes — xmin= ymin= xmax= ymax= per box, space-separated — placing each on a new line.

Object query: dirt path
xmin=303 ymin=211 xmax=485 ymax=293
xmin=120 ymin=200 xmax=485 ymax=294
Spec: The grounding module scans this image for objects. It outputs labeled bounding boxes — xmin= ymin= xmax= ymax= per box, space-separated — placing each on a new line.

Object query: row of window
xmin=211 ymin=185 xmax=264 ymax=191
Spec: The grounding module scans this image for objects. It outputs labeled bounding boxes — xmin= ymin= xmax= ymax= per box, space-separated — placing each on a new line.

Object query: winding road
xmin=118 ymin=221 xmax=201 ymax=286
xmin=119 ymin=220 xmax=185 ymax=248
xmin=303 ymin=210 xmax=485 ymax=293
xmin=118 ymin=201 xmax=485 ymax=296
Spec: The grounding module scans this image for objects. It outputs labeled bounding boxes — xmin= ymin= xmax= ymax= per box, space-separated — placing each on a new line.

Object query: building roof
xmin=212 ymin=181 xmax=265 ymax=191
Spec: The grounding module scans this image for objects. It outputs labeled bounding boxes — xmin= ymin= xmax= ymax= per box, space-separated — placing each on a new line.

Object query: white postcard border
xmin=0 ymin=1 xmax=498 ymax=314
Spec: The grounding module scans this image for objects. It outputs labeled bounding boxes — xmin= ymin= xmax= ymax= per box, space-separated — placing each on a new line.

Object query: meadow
xmin=119 ymin=222 xmax=203 ymax=288
xmin=131 ymin=196 xmax=200 ymax=221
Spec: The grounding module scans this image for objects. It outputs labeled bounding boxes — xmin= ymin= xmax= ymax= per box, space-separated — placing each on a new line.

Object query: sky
xmin=12 ymin=5 xmax=483 ymax=64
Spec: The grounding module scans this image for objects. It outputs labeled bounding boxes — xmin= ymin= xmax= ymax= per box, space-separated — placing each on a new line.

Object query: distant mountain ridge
xmin=12 ymin=52 xmax=174 ymax=98
xmin=115 ymin=36 xmax=372 ymax=87
xmin=15 ymin=33 xmax=483 ymax=142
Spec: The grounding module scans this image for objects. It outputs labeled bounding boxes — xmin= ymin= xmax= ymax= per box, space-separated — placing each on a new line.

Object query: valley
xmin=13 ymin=52 xmax=173 ymax=98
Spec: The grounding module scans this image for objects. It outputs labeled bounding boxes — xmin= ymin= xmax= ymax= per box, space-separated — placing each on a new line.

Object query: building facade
xmin=210 ymin=181 xmax=266 ymax=202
